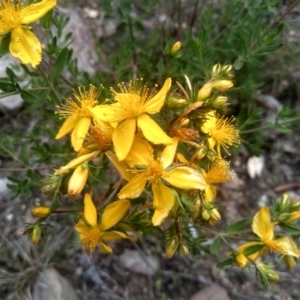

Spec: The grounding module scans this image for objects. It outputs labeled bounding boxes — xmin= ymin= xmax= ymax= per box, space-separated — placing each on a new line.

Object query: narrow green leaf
xmin=217 ymin=258 xmax=234 ymax=268
xmin=0 ymin=34 xmax=10 ymax=57
xmin=52 ymin=48 xmax=70 ymax=79
xmin=243 ymin=244 xmax=264 ymax=256
xmin=40 ymin=9 xmax=54 ymax=29
xmin=280 ymin=223 xmax=300 ymax=235
xmin=225 ymin=218 xmax=251 ymax=233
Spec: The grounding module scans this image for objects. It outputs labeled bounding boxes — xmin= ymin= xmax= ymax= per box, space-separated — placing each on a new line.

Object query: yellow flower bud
xmin=211 ymin=80 xmax=233 ymax=91
xmin=181 ymin=244 xmax=189 ymax=256
xmin=197 ymin=83 xmax=212 ymax=101
xmin=170 ymin=41 xmax=182 ymax=55
xmin=166 ymin=239 xmax=179 ymax=258
xmin=210 ymin=208 xmax=221 ymax=221
xmin=31 ymin=206 xmax=51 ymax=218
xmin=201 ymin=209 xmax=210 ymax=221
xmin=31 ymin=226 xmax=41 ymax=245
xmin=284 ymin=255 xmax=297 ymax=269
xmin=213 ymin=96 xmax=228 ymax=109
xmin=235 ymin=253 xmax=248 ymax=268
xmin=167 ymin=97 xmax=187 ymax=108
xmin=68 ymin=164 xmax=89 ymax=196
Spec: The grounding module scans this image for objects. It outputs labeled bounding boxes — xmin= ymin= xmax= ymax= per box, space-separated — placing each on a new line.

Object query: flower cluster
xmin=30 ymin=63 xmax=240 ymax=255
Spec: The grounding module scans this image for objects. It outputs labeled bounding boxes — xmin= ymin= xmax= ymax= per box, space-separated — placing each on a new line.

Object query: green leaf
xmin=210 ymin=236 xmax=222 ymax=255
xmin=279 ymin=223 xmax=300 ymax=235
xmin=21 ymin=89 xmax=49 ymax=112
xmin=40 ymin=9 xmax=54 ymax=29
xmin=0 ymin=34 xmax=10 ymax=58
xmin=52 ymin=48 xmax=70 ymax=80
xmin=225 ymin=218 xmax=251 ymax=233
xmin=217 ymin=258 xmax=234 ymax=268
xmin=233 ymin=58 xmax=244 ymax=70
xmin=243 ymin=244 xmax=264 ymax=256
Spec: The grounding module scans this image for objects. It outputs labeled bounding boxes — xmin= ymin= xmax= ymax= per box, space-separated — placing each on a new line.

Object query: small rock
xmin=33 ymin=268 xmax=79 ymax=300
xmin=189 ymin=283 xmax=230 ymax=300
xmin=119 ymin=249 xmax=159 ymax=276
xmin=0 ymin=177 xmax=10 ymax=199
xmin=247 ymin=155 xmax=264 ymax=179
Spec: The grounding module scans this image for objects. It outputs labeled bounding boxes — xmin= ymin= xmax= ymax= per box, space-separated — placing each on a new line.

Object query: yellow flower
xmin=90 ymin=78 xmax=172 ymax=160
xmin=55 ymin=85 xmax=102 ymax=151
xmin=77 ymin=120 xmax=113 ymax=156
xmin=170 ymin=41 xmax=181 ymax=55
xmin=252 ymin=207 xmax=300 ymax=257
xmin=235 ymin=207 xmax=300 ymax=267
xmin=202 ymin=159 xmax=236 ymax=201
xmin=75 ymin=193 xmax=136 ymax=252
xmin=0 ymin=0 xmax=56 ymax=67
xmin=201 ymin=111 xmax=240 ymax=155
xmin=115 ymin=138 xmax=207 ymax=225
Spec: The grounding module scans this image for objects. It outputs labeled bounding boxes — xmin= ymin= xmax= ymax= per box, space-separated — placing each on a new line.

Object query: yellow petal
xmin=100 ymin=242 xmax=113 ymax=253
xmin=84 ymin=193 xmax=97 ymax=227
xmin=162 ymin=167 xmax=207 ymax=190
xmin=71 ymin=117 xmax=91 ymax=151
xmin=113 ymin=118 xmax=136 ymax=161
xmin=55 ymin=113 xmax=80 ymax=139
xmin=68 ymin=164 xmax=88 ymax=196
xmin=10 ymin=27 xmax=41 ymax=67
xmin=54 ymin=150 xmax=100 ymax=175
xmin=115 ymin=93 xmax=141 ymax=113
xmin=144 ymin=78 xmax=172 ymax=114
xmin=138 ymin=113 xmax=172 ymax=145
xmin=160 ymin=137 xmax=179 ymax=169
xmin=204 ymin=184 xmax=216 ymax=202
xmin=252 ymin=206 xmax=274 ymax=243
xmin=90 ymin=104 xmax=128 ymax=123
xmin=102 ymin=231 xmax=137 ymax=242
xmin=125 ymin=137 xmax=153 ymax=167
xmin=22 ymin=0 xmax=57 ymax=24
xmin=100 ymin=199 xmax=130 ymax=230
xmin=118 ymin=173 xmax=147 ymax=199
xmin=74 ymin=219 xmax=88 ymax=235
xmin=152 ymin=181 xmax=174 ymax=226
xmin=105 ymin=151 xmax=134 ymax=182
xmin=267 ymin=237 xmax=300 ymax=257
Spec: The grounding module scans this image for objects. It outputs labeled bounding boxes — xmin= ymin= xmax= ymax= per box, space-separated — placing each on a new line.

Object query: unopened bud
xmin=257 ymin=263 xmax=280 ymax=285
xmin=181 ymin=244 xmax=189 ymax=256
xmin=68 ymin=163 xmax=89 ymax=196
xmin=167 ymin=97 xmax=187 ymax=108
xmin=31 ymin=206 xmax=51 ymax=218
xmin=284 ymin=255 xmax=297 ymax=269
xmin=213 ymin=96 xmax=228 ymax=109
xmin=31 ymin=226 xmax=41 ymax=245
xmin=202 ymin=209 xmax=210 ymax=221
xmin=210 ymin=208 xmax=221 ymax=221
xmin=166 ymin=239 xmax=179 ymax=258
xmin=211 ymin=80 xmax=233 ymax=91
xmin=197 ymin=83 xmax=212 ymax=101
xmin=170 ymin=41 xmax=182 ymax=55
xmin=236 ymin=253 xmax=248 ymax=268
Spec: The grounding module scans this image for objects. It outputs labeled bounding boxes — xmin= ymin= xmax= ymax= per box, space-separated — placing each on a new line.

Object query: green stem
xmin=38 ymin=65 xmax=61 ymax=104
xmin=240 ymin=116 xmax=300 ymax=134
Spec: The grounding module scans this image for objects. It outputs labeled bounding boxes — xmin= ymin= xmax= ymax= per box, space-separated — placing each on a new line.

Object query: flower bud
xmin=68 ymin=163 xmax=89 ymax=196
xmin=166 ymin=239 xmax=179 ymax=258
xmin=197 ymin=83 xmax=212 ymax=101
xmin=212 ymin=96 xmax=228 ymax=109
xmin=167 ymin=97 xmax=187 ymax=108
xmin=257 ymin=263 xmax=279 ymax=285
xmin=31 ymin=206 xmax=51 ymax=218
xmin=211 ymin=80 xmax=233 ymax=91
xmin=210 ymin=208 xmax=221 ymax=221
xmin=170 ymin=41 xmax=182 ymax=55
xmin=284 ymin=255 xmax=297 ymax=269
xmin=31 ymin=226 xmax=41 ymax=245
xmin=201 ymin=209 xmax=210 ymax=221
xmin=181 ymin=244 xmax=189 ymax=256
xmin=235 ymin=253 xmax=248 ymax=268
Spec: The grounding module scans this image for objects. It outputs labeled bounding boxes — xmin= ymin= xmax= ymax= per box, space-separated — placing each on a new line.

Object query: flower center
xmin=0 ymin=1 xmax=23 ymax=32
xmin=147 ymin=160 xmax=163 ymax=183
xmin=81 ymin=227 xmax=101 ymax=252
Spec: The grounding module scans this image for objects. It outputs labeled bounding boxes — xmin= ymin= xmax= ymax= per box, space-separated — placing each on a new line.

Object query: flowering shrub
xmin=1 ymin=0 xmax=300 ymax=287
